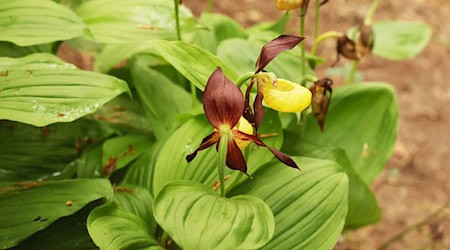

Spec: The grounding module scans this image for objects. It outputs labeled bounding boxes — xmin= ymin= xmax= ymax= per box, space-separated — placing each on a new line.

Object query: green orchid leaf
xmin=131 ymin=58 xmax=192 ymax=140
xmin=75 ymin=142 xmax=104 ymax=179
xmin=0 ymin=42 xmax=56 ymax=58
xmin=87 ymin=202 xmax=163 ymax=250
xmin=217 ymin=38 xmax=312 ymax=81
xmin=151 ymin=40 xmax=239 ymax=91
xmin=230 ymin=157 xmax=348 ymax=250
xmin=94 ymin=42 xmax=154 ymax=72
xmin=152 ymin=116 xmax=217 ymax=196
xmin=372 ymin=21 xmax=432 ymax=60
xmin=0 ymin=179 xmax=113 ymax=249
xmin=114 ymin=184 xmax=157 ymax=236
xmin=0 ymin=119 xmax=113 ymax=182
xmin=123 ymin=149 xmax=158 ymax=193
xmin=154 ymin=180 xmax=274 ymax=250
xmin=0 ymin=53 xmax=130 ymax=127
xmin=11 ymin=201 xmax=98 ymax=250
xmin=304 ymin=83 xmax=398 ymax=183
xmin=0 ymin=0 xmax=87 ymax=46
xmin=282 ymin=134 xmax=381 ymax=228
xmin=194 ymin=12 xmax=247 ymax=53
xmin=102 ymin=135 xmax=154 ymax=175
xmin=76 ymin=0 xmax=193 ymax=44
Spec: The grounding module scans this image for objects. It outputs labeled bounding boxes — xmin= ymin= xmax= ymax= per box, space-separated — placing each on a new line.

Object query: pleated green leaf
xmin=87 ymin=202 xmax=163 ymax=250
xmin=154 ymin=180 xmax=275 ymax=250
xmin=282 ymin=135 xmax=381 ymax=228
xmin=123 ymin=149 xmax=157 ymax=193
xmin=0 ymin=53 xmax=130 ymax=127
xmin=0 ymin=0 xmax=87 ymax=46
xmin=0 ymin=179 xmax=113 ymax=249
xmin=114 ymin=184 xmax=157 ymax=236
xmin=131 ymin=58 xmax=192 ymax=140
xmin=0 ymin=119 xmax=112 ymax=182
xmin=151 ymin=40 xmax=239 ymax=91
xmin=230 ymin=157 xmax=348 ymax=250
xmin=372 ymin=21 xmax=432 ymax=60
xmin=11 ymin=202 xmax=98 ymax=250
xmin=102 ymin=135 xmax=154 ymax=174
xmin=304 ymin=83 xmax=398 ymax=183
xmin=76 ymin=0 xmax=193 ymax=44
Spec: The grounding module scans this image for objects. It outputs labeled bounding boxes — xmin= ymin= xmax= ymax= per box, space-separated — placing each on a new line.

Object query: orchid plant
xmin=0 ymin=0 xmax=431 ymax=249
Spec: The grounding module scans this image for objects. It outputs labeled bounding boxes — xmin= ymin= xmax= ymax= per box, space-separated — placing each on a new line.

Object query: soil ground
xmin=183 ymin=1 xmax=450 ymax=249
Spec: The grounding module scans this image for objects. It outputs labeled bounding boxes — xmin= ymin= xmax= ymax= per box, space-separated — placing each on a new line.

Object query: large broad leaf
xmin=0 ymin=53 xmax=130 ymax=127
xmin=230 ymin=157 xmax=348 ymax=250
xmin=0 ymin=119 xmax=113 ymax=182
xmin=194 ymin=13 xmax=247 ymax=53
xmin=0 ymin=0 xmax=87 ymax=46
xmin=304 ymin=83 xmax=398 ymax=183
xmin=131 ymin=58 xmax=192 ymax=140
xmin=154 ymin=180 xmax=274 ymax=250
xmin=114 ymin=184 xmax=157 ymax=236
xmin=0 ymin=179 xmax=113 ymax=249
xmin=11 ymin=201 xmax=98 ymax=250
xmin=123 ymin=149 xmax=158 ymax=193
xmin=217 ymin=38 xmax=312 ymax=81
xmin=372 ymin=21 xmax=432 ymax=60
xmin=152 ymin=116 xmax=218 ymax=196
xmin=76 ymin=0 xmax=193 ymax=44
xmin=87 ymin=202 xmax=163 ymax=250
xmin=101 ymin=135 xmax=154 ymax=175
xmin=282 ymin=134 xmax=381 ymax=228
xmin=151 ymin=40 xmax=238 ymax=91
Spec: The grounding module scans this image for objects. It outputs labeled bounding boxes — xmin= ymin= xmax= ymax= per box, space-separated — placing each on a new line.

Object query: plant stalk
xmin=299 ymin=6 xmax=308 ymax=134
xmin=174 ymin=0 xmax=182 ymax=41
xmin=365 ymin=0 xmax=381 ymax=26
xmin=207 ymin=0 xmax=214 ymax=12
xmin=217 ymin=131 xmax=229 ymax=197
xmin=311 ymin=31 xmax=343 ymax=56
xmin=346 ymin=60 xmax=359 ymax=85
xmin=236 ymin=72 xmax=255 ymax=87
xmin=313 ymin=0 xmax=321 ymax=39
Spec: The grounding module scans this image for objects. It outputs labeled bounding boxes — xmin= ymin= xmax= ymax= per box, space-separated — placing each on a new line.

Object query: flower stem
xmin=313 ymin=0 xmax=320 ymax=39
xmin=311 ymin=31 xmax=343 ymax=56
xmin=365 ymin=0 xmax=381 ymax=26
xmin=299 ymin=6 xmax=308 ymax=134
xmin=236 ymin=72 xmax=255 ymax=87
xmin=217 ymin=132 xmax=229 ymax=197
xmin=207 ymin=0 xmax=214 ymax=12
xmin=346 ymin=60 xmax=359 ymax=85
xmin=299 ymin=7 xmax=307 ymax=78
xmin=174 ymin=0 xmax=182 ymax=41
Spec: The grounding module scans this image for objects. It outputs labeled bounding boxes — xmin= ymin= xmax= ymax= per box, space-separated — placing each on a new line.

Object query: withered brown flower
xmin=309 ymin=78 xmax=333 ymax=132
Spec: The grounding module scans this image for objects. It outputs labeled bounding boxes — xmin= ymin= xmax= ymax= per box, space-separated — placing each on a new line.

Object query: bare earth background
xmin=182 ymin=1 xmax=449 ymax=249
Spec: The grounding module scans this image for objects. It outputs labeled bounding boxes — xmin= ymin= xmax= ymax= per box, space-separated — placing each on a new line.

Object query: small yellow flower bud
xmin=259 ymin=78 xmax=312 ymax=113
xmin=233 ymin=117 xmax=253 ymax=149
xmin=274 ymin=0 xmax=303 ymax=11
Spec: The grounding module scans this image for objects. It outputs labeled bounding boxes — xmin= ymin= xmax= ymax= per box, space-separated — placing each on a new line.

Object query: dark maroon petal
xmin=267 ymin=147 xmax=299 ymax=169
xmin=254 ymin=91 xmax=264 ymax=130
xmin=234 ymin=130 xmax=299 ymax=170
xmin=255 ymin=35 xmax=305 ymax=73
xmin=203 ymin=68 xmax=244 ymax=129
xmin=186 ymin=131 xmax=220 ymax=162
xmin=226 ymin=139 xmax=248 ymax=175
xmin=243 ymin=79 xmax=256 ymax=125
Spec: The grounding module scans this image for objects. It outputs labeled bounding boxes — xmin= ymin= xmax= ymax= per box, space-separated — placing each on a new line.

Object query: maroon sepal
xmin=225 ymin=139 xmax=248 ymax=175
xmin=255 ymin=35 xmax=305 ymax=73
xmin=254 ymin=91 xmax=264 ymax=130
xmin=243 ymin=79 xmax=256 ymax=125
xmin=203 ymin=68 xmax=244 ymax=129
xmin=186 ymin=131 xmax=220 ymax=163
xmin=234 ymin=130 xmax=299 ymax=170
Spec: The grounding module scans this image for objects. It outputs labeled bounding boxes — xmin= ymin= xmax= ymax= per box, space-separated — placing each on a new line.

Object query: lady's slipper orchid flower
xmin=274 ymin=0 xmax=309 ymax=11
xmin=244 ymin=35 xmax=312 ymax=129
xmin=186 ymin=68 xmax=298 ymax=174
